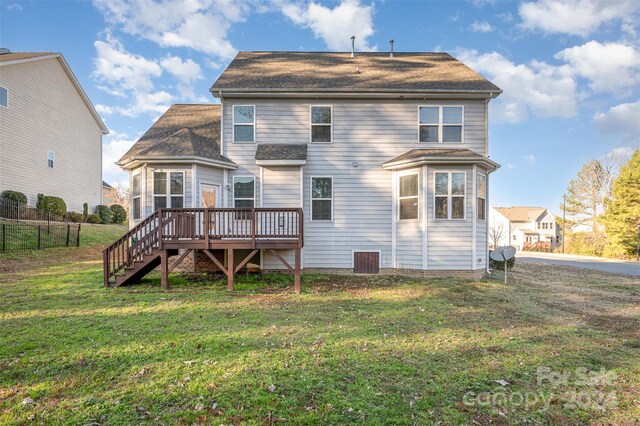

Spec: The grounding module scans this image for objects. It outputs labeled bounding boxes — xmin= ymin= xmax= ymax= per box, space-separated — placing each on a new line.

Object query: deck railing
xmin=103 ymin=208 xmax=304 ymax=285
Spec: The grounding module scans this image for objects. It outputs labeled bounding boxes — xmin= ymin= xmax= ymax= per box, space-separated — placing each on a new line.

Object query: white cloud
xmin=6 ymin=3 xmax=22 ymax=11
xmin=118 ymin=91 xmax=174 ymax=117
xmin=102 ymin=133 xmax=137 ymax=181
xmin=95 ymin=104 xmax=114 ymax=115
xmin=160 ymin=56 xmax=203 ymax=85
xmin=593 ymin=100 xmax=640 ymax=144
xmin=93 ymin=0 xmax=250 ymax=59
xmin=456 ymin=49 xmax=576 ymax=123
xmin=282 ymin=0 xmax=376 ymax=51
xmin=555 ymin=41 xmax=640 ymax=94
xmin=519 ymin=0 xmax=640 ymax=37
xmin=470 ymin=21 xmax=494 ymax=33
xmin=496 ymin=12 xmax=513 ymax=23
xmin=522 ymin=154 xmax=536 ymax=165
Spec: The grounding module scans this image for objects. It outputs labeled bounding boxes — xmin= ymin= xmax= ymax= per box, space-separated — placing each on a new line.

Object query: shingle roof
xmin=117 ymin=104 xmax=235 ymax=167
xmin=211 ymin=51 xmax=502 ymax=93
xmin=255 ymin=144 xmax=308 ymax=161
xmin=383 ymin=148 xmax=500 ymax=170
xmin=494 ymin=207 xmax=547 ymax=222
xmin=0 ymin=52 xmax=57 ymax=62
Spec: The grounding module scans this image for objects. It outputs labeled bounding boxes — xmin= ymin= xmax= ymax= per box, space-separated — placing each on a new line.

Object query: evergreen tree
xmin=602 ymin=150 xmax=640 ymax=258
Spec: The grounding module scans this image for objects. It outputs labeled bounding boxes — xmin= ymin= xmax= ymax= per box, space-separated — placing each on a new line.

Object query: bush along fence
xmin=0 ymin=198 xmax=80 ymax=252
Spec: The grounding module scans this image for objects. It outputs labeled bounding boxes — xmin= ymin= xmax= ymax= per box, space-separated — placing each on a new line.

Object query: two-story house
xmin=108 ymin=51 xmax=502 ymax=290
xmin=0 ymin=48 xmax=108 ymax=211
xmin=490 ymin=206 xmax=561 ymax=251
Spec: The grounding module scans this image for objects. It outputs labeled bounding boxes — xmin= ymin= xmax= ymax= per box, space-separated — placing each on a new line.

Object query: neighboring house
xmin=0 ymin=48 xmax=108 ymax=211
xmin=490 ymin=206 xmax=561 ymax=251
xmin=116 ymin=51 xmax=502 ymax=280
xmin=102 ymin=181 xmax=118 ymax=206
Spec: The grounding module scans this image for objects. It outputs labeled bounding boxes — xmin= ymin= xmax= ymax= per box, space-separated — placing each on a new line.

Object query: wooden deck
xmin=103 ymin=208 xmax=304 ymax=292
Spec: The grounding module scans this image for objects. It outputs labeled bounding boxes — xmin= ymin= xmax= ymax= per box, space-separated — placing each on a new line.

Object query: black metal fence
xmin=0 ymin=199 xmax=81 ymax=252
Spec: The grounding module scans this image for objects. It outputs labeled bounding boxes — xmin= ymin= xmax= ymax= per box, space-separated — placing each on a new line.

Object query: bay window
xmin=477 ymin=173 xmax=486 ymax=220
xmin=435 ymin=172 xmax=466 ymax=219
xmin=398 ymin=173 xmax=418 ymax=220
xmin=131 ymin=173 xmax=141 ymax=220
xmin=154 ymin=171 xmax=184 ymax=209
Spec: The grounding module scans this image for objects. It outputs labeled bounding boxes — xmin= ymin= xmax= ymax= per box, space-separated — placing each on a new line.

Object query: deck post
xmin=161 ymin=249 xmax=169 ymax=290
xmin=227 ymin=248 xmax=234 ymax=291
xmin=294 ymin=248 xmax=301 ymax=294
xmin=103 ymin=250 xmax=109 ymax=287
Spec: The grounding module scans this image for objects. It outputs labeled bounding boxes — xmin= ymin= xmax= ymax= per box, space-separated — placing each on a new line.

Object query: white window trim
xmin=433 ymin=170 xmax=467 ymax=221
xmin=310 ymin=176 xmax=334 ymax=221
xmin=232 ymin=175 xmax=256 ymax=208
xmin=309 ymin=105 xmax=333 ymax=144
xmin=47 ymin=150 xmax=55 ymax=168
xmin=152 ymin=170 xmax=185 ymax=210
xmin=477 ymin=172 xmax=487 ymax=221
xmin=232 ymin=104 xmax=256 ymax=144
xmin=0 ymin=86 xmax=8 ymax=109
xmin=418 ymin=105 xmax=465 ymax=144
xmin=397 ymin=171 xmax=419 ymax=222
xmin=131 ymin=170 xmax=142 ymax=220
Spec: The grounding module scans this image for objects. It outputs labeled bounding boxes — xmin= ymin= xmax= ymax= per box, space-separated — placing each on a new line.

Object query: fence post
xmin=77 ymin=223 xmax=81 ymax=247
xmin=66 ymin=224 xmax=70 ymax=247
xmin=37 ymin=226 xmax=41 ymax=250
xmin=2 ymin=223 xmax=5 ymax=252
xmin=48 ymin=213 xmax=50 ymax=234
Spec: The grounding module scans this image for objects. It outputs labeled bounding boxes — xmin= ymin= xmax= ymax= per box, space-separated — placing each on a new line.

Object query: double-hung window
xmin=233 ymin=105 xmax=255 ymax=143
xmin=477 ymin=173 xmax=486 ymax=220
xmin=398 ymin=173 xmax=418 ymax=220
xmin=131 ymin=173 xmax=141 ymax=220
xmin=435 ymin=172 xmax=466 ymax=219
xmin=154 ymin=171 xmax=184 ymax=209
xmin=47 ymin=151 xmax=55 ymax=168
xmin=419 ymin=106 xmax=463 ymax=143
xmin=311 ymin=177 xmax=333 ymax=220
xmin=234 ymin=176 xmax=255 ymax=219
xmin=310 ymin=106 xmax=332 ymax=143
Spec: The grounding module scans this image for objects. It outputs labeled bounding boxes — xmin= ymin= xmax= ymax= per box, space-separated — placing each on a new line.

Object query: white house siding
xmin=0 ymin=57 xmax=103 ymax=211
xmin=223 ymin=98 xmax=488 ymax=271
xmin=426 ymin=165 xmax=474 ymax=270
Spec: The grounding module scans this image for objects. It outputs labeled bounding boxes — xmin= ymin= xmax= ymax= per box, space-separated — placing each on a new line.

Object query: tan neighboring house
xmin=489 ymin=206 xmax=561 ymax=251
xmin=0 ymin=48 xmax=108 ymax=211
xmin=113 ymin=51 xmax=502 ymax=280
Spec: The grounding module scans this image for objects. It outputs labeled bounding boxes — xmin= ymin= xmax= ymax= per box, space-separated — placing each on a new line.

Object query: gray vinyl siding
xmin=195 ymin=165 xmax=224 ymax=208
xmin=0 ymin=57 xmax=103 ymax=211
xmin=219 ymin=98 xmax=489 ymax=271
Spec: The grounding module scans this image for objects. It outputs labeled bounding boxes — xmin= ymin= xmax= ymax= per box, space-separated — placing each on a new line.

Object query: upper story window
xmin=47 ymin=151 xmax=55 ymax=168
xmin=311 ymin=106 xmax=332 ymax=143
xmin=435 ymin=171 xmax=466 ymax=220
xmin=419 ymin=106 xmax=463 ymax=143
xmin=233 ymin=105 xmax=255 ymax=143
xmin=131 ymin=173 xmax=141 ymax=220
xmin=154 ymin=171 xmax=184 ymax=209
xmin=399 ymin=173 xmax=418 ymax=220
xmin=233 ymin=176 xmax=255 ymax=208
xmin=477 ymin=173 xmax=486 ymax=220
xmin=0 ymin=86 xmax=7 ymax=108
xmin=311 ymin=177 xmax=333 ymax=220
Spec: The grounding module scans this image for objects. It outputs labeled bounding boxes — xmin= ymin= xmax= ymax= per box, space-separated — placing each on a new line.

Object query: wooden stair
xmin=106 ymin=249 xmax=178 ymax=287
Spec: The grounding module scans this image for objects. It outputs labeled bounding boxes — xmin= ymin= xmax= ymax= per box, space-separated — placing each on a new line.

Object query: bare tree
xmin=104 ymin=184 xmax=129 ymax=211
xmin=489 ymin=220 xmax=507 ymax=249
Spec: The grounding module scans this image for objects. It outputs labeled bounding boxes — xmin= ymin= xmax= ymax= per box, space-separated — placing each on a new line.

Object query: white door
xmin=200 ymin=183 xmax=219 ymax=208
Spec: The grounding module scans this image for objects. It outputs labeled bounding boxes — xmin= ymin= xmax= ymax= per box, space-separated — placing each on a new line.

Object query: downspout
xmin=485 ymin=96 xmax=491 ymax=274
xmin=219 ymin=91 xmax=224 ymax=157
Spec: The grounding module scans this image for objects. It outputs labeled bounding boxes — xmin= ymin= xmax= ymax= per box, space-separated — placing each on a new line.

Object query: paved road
xmin=518 ymin=252 xmax=640 ymax=277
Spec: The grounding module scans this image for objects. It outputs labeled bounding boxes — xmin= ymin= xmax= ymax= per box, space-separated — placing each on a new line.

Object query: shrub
xmin=0 ymin=190 xmax=28 ymax=205
xmin=489 ymin=251 xmax=516 ymax=271
xmin=94 ymin=205 xmax=112 ymax=224
xmin=83 ymin=203 xmax=88 ymax=221
xmin=86 ymin=214 xmax=102 ymax=224
xmin=109 ymin=204 xmax=127 ymax=223
xmin=36 ymin=194 xmax=67 ymax=217
xmin=66 ymin=211 xmax=85 ymax=223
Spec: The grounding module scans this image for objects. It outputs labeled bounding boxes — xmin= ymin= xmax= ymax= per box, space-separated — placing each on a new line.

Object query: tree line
xmin=560 ymin=149 xmax=639 ymax=259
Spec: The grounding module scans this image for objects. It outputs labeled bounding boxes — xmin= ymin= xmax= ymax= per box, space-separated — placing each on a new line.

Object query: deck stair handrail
xmin=103 ymin=208 xmax=304 ymax=285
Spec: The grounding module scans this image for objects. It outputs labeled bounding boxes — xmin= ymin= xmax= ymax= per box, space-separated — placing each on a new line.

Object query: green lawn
xmin=0 ymin=241 xmax=638 ymax=424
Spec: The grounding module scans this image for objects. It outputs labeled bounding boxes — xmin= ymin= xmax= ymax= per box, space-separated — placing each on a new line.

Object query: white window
xmin=310 ymin=106 xmax=332 ymax=143
xmin=434 ymin=172 xmax=466 ymax=220
xmin=419 ymin=106 xmax=463 ymax=143
xmin=398 ymin=173 xmax=419 ymax=220
xmin=233 ymin=105 xmax=255 ymax=143
xmin=153 ymin=171 xmax=184 ymax=209
xmin=477 ymin=173 xmax=486 ymax=220
xmin=131 ymin=173 xmax=141 ymax=220
xmin=47 ymin=151 xmax=55 ymax=168
xmin=311 ymin=177 xmax=333 ymax=221
xmin=0 ymin=86 xmax=7 ymax=108
xmin=233 ymin=176 xmax=255 ymax=209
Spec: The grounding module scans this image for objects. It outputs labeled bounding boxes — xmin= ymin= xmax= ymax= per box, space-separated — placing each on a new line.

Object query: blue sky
xmin=1 ymin=0 xmax=638 ymax=213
